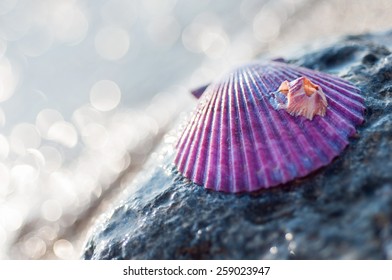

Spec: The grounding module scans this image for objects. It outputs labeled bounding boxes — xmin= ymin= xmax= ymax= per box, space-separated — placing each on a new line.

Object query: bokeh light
xmin=147 ymin=15 xmax=181 ymax=49
xmin=41 ymin=199 xmax=63 ymax=222
xmin=253 ymin=9 xmax=281 ymax=43
xmin=36 ymin=109 xmax=64 ymax=138
xmin=0 ymin=163 xmax=10 ymax=195
xmin=53 ymin=239 xmax=74 ymax=259
xmin=50 ymin=1 xmax=89 ymax=45
xmin=0 ymin=135 xmax=10 ymax=160
xmin=40 ymin=146 xmax=63 ymax=172
xmin=47 ymin=121 xmax=78 ymax=148
xmin=89 ymin=80 xmax=122 ymax=112
xmin=95 ymin=27 xmax=130 ymax=60
xmin=100 ymin=0 xmax=138 ymax=28
xmin=0 ymin=108 xmax=5 ymax=126
xmin=9 ymin=123 xmax=41 ymax=155
xmin=0 ymin=58 xmax=18 ymax=103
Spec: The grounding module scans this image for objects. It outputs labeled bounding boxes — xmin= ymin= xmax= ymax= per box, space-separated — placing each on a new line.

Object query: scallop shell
xmin=175 ymin=61 xmax=365 ymax=193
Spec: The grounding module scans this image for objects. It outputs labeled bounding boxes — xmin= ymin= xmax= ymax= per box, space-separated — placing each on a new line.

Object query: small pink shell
xmin=277 ymin=77 xmax=328 ymax=120
xmin=175 ymin=61 xmax=365 ymax=193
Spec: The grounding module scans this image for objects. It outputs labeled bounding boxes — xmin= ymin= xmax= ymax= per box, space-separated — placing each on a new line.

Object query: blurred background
xmin=0 ymin=0 xmax=391 ymax=259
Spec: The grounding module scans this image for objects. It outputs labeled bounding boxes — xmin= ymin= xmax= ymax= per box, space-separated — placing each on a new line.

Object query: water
xmin=0 ymin=0 xmax=391 ymax=259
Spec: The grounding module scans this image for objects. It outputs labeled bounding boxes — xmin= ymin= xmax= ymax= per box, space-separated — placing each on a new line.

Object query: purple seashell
xmin=175 ymin=61 xmax=365 ymax=193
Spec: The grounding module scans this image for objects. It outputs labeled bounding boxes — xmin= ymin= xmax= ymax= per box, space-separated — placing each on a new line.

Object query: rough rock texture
xmin=83 ymin=31 xmax=392 ymax=260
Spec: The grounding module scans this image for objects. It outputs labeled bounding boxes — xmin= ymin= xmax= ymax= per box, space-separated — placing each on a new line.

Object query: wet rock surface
xmin=83 ymin=31 xmax=392 ymax=260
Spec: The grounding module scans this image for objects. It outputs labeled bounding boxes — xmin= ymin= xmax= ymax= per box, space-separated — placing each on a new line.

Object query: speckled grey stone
xmin=83 ymin=31 xmax=392 ymax=260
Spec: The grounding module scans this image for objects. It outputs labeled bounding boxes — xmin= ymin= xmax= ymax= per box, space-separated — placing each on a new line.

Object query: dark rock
xmin=83 ymin=31 xmax=392 ymax=260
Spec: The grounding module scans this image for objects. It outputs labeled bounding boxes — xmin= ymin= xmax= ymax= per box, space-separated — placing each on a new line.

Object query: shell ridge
xmin=204 ymin=78 xmax=228 ymax=190
xmin=176 ymin=90 xmax=215 ymax=151
xmin=192 ymin=81 xmax=227 ymax=186
xmin=175 ymin=117 xmax=191 ymax=150
xmin=314 ymin=97 xmax=358 ymax=140
xmin=240 ymin=70 xmax=270 ymax=190
xmin=262 ymin=68 xmax=320 ymax=176
xmin=175 ymin=114 xmax=197 ymax=169
xmin=270 ymin=68 xmax=352 ymax=164
xmin=282 ymin=66 xmax=362 ymax=114
xmin=276 ymin=62 xmax=363 ymax=105
xmin=249 ymin=68 xmax=295 ymax=185
xmin=266 ymin=68 xmax=333 ymax=168
xmin=278 ymin=62 xmax=360 ymax=92
xmin=260 ymin=69 xmax=324 ymax=173
xmin=307 ymin=117 xmax=345 ymax=164
xmin=216 ymin=75 xmax=231 ymax=191
xmin=216 ymin=74 xmax=235 ymax=191
xmin=324 ymin=99 xmax=362 ymax=134
xmin=322 ymin=89 xmax=365 ymax=123
xmin=175 ymin=109 xmax=201 ymax=161
xmin=214 ymin=76 xmax=229 ymax=190
xmin=277 ymin=68 xmax=364 ymax=128
xmin=176 ymin=99 xmax=209 ymax=173
xmin=235 ymin=71 xmax=262 ymax=191
xmin=242 ymin=69 xmax=274 ymax=188
xmin=271 ymin=68 xmax=350 ymax=163
xmin=246 ymin=63 xmax=361 ymax=185
xmin=258 ymin=76 xmax=304 ymax=184
xmin=252 ymin=64 xmax=275 ymax=97
xmin=306 ymin=71 xmax=361 ymax=94
xmin=243 ymin=68 xmax=278 ymax=187
xmin=325 ymin=97 xmax=364 ymax=131
xmin=175 ymin=91 xmax=213 ymax=167
xmin=297 ymin=69 xmax=364 ymax=104
xmin=316 ymin=116 xmax=350 ymax=151
xmin=271 ymin=61 xmax=354 ymax=92
xmin=302 ymin=71 xmax=365 ymax=109
xmin=248 ymin=68 xmax=287 ymax=186
xmin=228 ymin=72 xmax=238 ymax=192
xmin=231 ymin=72 xmax=251 ymax=192
xmin=175 ymin=107 xmax=200 ymax=155
xmin=182 ymin=83 xmax=221 ymax=183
